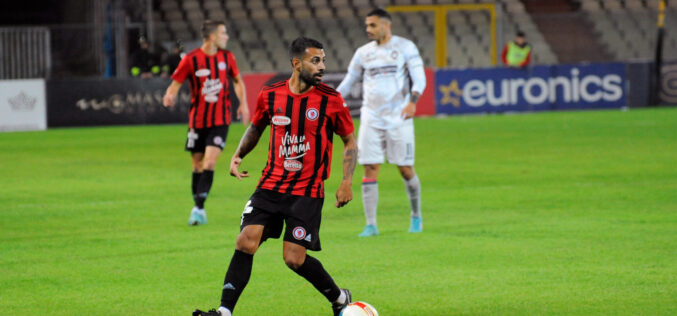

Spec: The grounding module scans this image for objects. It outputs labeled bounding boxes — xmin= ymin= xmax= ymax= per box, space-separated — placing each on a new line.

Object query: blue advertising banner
xmin=435 ymin=63 xmax=627 ymax=114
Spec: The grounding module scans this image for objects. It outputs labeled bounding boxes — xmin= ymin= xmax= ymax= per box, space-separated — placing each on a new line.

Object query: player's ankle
xmin=335 ymin=289 xmax=347 ymax=304
xmin=218 ymin=306 xmax=232 ymax=316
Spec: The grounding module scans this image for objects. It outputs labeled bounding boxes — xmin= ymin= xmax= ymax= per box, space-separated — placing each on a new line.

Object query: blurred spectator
xmin=501 ymin=31 xmax=531 ymax=68
xmin=162 ymin=41 xmax=184 ymax=78
xmin=130 ymin=37 xmax=160 ymax=78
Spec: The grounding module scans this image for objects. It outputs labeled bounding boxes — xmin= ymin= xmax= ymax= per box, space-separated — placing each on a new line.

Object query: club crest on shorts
xmin=213 ymin=136 xmax=223 ymax=145
xmin=306 ymin=108 xmax=319 ymax=121
xmin=218 ymin=62 xmax=227 ymax=70
xmin=292 ymin=227 xmax=307 ymax=240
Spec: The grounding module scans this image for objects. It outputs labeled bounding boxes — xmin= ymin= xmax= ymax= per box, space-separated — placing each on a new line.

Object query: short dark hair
xmin=201 ymin=20 xmax=224 ymax=39
xmin=366 ymin=8 xmax=391 ymax=21
xmin=516 ymin=31 xmax=526 ymax=37
xmin=288 ymin=37 xmax=324 ymax=61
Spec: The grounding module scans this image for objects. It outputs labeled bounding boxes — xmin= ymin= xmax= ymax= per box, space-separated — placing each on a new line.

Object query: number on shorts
xmin=241 ymin=200 xmax=253 ymax=225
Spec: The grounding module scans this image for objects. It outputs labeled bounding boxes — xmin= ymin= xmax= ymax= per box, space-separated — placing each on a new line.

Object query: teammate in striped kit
xmin=193 ymin=37 xmax=357 ymax=316
xmin=163 ymin=20 xmax=249 ymax=226
xmin=337 ymin=8 xmax=427 ymax=236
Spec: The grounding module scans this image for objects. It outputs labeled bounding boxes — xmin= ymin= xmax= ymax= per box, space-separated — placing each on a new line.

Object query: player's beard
xmin=300 ymin=66 xmax=323 ymax=86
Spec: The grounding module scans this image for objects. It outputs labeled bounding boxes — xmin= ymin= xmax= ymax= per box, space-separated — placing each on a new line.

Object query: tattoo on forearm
xmin=235 ymin=124 xmax=263 ymax=159
xmin=343 ymin=148 xmax=356 ymax=180
xmin=409 ymin=92 xmax=421 ymax=104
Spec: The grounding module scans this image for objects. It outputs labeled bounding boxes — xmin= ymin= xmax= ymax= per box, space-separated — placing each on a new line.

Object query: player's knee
xmin=398 ymin=166 xmax=415 ymax=179
xmin=235 ymin=233 xmax=259 ymax=255
xmin=202 ymin=160 xmax=217 ymax=171
xmin=283 ymin=254 xmax=304 ymax=270
xmin=192 ymin=161 xmax=203 ymax=172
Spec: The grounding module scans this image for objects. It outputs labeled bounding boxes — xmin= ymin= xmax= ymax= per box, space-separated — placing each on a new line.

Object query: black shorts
xmin=185 ymin=125 xmax=229 ymax=153
xmin=240 ymin=188 xmax=324 ymax=251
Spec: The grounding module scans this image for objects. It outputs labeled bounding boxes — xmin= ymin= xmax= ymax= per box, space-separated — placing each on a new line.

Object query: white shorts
xmin=357 ymin=119 xmax=415 ymax=166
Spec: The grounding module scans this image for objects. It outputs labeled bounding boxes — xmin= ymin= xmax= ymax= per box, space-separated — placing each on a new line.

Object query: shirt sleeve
xmin=332 ymin=94 xmax=354 ymax=137
xmin=336 ymin=49 xmax=362 ymax=97
xmin=171 ymin=54 xmax=191 ymax=83
xmin=251 ymin=90 xmax=270 ymax=128
xmin=227 ymin=51 xmax=240 ymax=78
xmin=404 ymin=41 xmax=426 ymax=95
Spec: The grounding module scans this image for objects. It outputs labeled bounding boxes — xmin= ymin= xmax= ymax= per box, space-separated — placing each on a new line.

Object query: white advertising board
xmin=0 ymin=79 xmax=47 ymax=132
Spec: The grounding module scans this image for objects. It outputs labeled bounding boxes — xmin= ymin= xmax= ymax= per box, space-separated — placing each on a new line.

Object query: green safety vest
xmin=506 ymin=42 xmax=531 ymax=66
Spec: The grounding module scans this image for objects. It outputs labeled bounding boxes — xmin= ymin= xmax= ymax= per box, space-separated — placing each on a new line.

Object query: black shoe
xmin=192 ymin=309 xmax=221 ymax=316
xmin=332 ymin=288 xmax=352 ymax=316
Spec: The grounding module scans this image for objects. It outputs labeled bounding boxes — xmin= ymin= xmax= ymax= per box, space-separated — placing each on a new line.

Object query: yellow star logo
xmin=439 ymin=80 xmax=463 ymax=107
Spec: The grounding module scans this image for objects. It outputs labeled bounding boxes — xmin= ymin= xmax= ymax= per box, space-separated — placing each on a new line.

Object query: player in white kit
xmin=337 ymin=8 xmax=426 ymax=236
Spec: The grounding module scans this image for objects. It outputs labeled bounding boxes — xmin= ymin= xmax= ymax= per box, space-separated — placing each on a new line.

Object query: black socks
xmin=292 ymin=255 xmax=341 ymax=303
xmin=220 ymin=250 xmax=254 ymax=312
xmin=192 ymin=171 xmax=202 ymax=200
xmin=194 ymin=170 xmax=214 ymax=209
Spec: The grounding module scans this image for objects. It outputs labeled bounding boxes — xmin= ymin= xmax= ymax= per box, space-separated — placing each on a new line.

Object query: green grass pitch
xmin=1 ymin=107 xmax=676 ymax=315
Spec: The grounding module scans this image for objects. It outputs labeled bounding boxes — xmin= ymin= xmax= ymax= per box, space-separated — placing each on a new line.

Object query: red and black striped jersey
xmin=252 ymin=80 xmax=354 ymax=198
xmin=172 ymin=48 xmax=240 ymax=129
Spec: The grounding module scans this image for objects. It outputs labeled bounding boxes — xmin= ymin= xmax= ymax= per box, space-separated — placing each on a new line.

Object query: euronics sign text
xmin=435 ymin=63 xmax=627 ymax=114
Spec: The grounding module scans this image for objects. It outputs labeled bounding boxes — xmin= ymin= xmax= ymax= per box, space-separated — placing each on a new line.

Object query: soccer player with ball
xmin=193 ymin=37 xmax=357 ymax=316
xmin=337 ymin=8 xmax=427 ymax=237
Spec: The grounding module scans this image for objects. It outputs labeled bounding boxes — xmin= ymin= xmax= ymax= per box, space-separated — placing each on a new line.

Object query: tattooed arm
xmin=230 ymin=124 xmax=265 ymax=180
xmin=335 ymin=132 xmax=357 ymax=208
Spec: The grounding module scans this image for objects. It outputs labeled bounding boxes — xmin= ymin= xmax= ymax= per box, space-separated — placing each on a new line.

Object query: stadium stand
xmin=578 ymin=0 xmax=677 ymax=61
xmin=148 ymin=0 xmax=673 ymax=72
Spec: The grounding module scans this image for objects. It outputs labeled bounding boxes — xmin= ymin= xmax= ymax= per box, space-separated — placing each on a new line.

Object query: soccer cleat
xmin=187 ymin=207 xmax=208 ymax=226
xmin=358 ymin=225 xmax=379 ymax=237
xmin=332 ymin=288 xmax=352 ymax=316
xmin=409 ymin=216 xmax=422 ymax=233
xmin=192 ymin=309 xmax=220 ymax=316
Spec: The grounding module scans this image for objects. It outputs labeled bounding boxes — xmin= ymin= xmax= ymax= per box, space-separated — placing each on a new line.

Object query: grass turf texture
xmin=1 ymin=108 xmax=676 ymax=315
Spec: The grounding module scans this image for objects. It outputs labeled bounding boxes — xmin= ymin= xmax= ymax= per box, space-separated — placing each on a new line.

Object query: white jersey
xmin=337 ymin=35 xmax=426 ymax=129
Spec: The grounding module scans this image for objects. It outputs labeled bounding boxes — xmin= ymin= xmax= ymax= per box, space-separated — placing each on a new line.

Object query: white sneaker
xmin=187 ymin=207 xmax=207 ymax=225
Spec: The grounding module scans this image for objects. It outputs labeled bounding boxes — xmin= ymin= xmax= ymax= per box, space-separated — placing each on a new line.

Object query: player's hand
xmin=401 ymin=102 xmax=416 ymax=120
xmin=229 ymin=156 xmax=249 ymax=180
xmin=163 ymin=93 xmax=175 ymax=108
xmin=237 ymin=104 xmax=251 ymax=124
xmin=335 ymin=180 xmax=353 ymax=208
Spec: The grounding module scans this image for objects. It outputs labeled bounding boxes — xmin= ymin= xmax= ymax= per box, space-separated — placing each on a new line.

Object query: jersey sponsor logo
xmin=292 ymin=227 xmax=307 ymax=240
xmin=283 ymin=159 xmax=303 ymax=172
xmin=367 ymin=65 xmax=398 ymax=77
xmin=306 ymin=108 xmax=319 ymax=121
xmin=218 ymin=61 xmax=227 ymax=70
xmin=272 ymin=115 xmax=291 ymax=125
xmin=280 ymin=131 xmax=311 ymax=160
xmin=195 ymin=69 xmax=211 ymax=77
xmin=201 ymin=78 xmax=223 ymax=103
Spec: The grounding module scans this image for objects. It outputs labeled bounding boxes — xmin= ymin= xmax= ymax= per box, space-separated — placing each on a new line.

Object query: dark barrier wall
xmin=47 ymin=78 xmax=241 ymax=127
xmin=626 ymin=62 xmax=652 ymax=108
xmin=660 ymin=61 xmax=677 ymax=105
xmin=47 ymin=78 xmax=190 ymax=127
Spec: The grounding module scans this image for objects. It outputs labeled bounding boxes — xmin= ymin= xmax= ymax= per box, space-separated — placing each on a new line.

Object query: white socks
xmin=361 ymin=178 xmax=379 ymax=226
xmin=403 ymin=174 xmax=421 ymax=218
xmin=335 ymin=290 xmax=347 ymax=305
xmin=218 ymin=307 xmax=232 ymax=316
